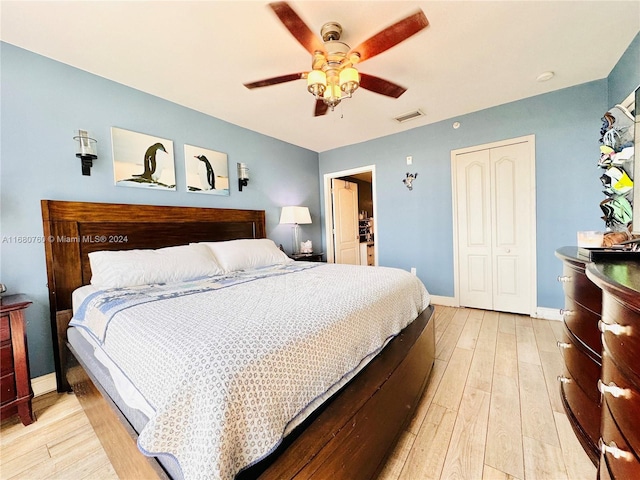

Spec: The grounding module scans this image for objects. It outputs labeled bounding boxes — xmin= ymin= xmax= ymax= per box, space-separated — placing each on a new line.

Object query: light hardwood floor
xmin=1 ymin=306 xmax=596 ymax=480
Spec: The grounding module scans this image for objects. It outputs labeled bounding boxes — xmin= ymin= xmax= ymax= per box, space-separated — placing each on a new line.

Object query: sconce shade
xmin=74 ymin=129 xmax=97 ymax=176
xmin=280 ymin=206 xmax=312 ymax=225
xmin=237 ymin=162 xmax=249 ymax=191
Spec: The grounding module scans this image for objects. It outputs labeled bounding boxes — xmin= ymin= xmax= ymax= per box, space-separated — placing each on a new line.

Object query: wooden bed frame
xmin=41 ymin=199 xmax=435 ymax=480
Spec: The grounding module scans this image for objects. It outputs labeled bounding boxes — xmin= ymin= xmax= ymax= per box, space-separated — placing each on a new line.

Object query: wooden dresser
xmin=0 ymin=294 xmax=34 ymax=426
xmin=555 ymin=247 xmax=603 ymax=465
xmin=586 ymin=261 xmax=640 ymax=480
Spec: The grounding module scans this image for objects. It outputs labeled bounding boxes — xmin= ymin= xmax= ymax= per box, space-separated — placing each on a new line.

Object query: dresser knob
xmin=557 ymin=275 xmax=572 ymax=283
xmin=598 ymin=379 xmax=631 ymax=399
xmin=557 ymin=341 xmax=571 ymax=349
xmin=599 ymin=438 xmax=634 ymax=461
xmin=557 ymin=375 xmax=571 ymax=384
xmin=559 ymin=309 xmax=574 ymax=317
xmin=598 ymin=320 xmax=631 ymax=336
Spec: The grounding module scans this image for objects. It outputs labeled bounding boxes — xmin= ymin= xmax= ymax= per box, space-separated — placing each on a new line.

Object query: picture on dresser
xmin=111 ymin=127 xmax=176 ymax=190
xmin=184 ymin=144 xmax=230 ymax=196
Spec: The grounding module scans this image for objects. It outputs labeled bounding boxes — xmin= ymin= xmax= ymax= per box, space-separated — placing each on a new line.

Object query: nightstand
xmin=1 ymin=294 xmax=34 ymax=426
xmin=289 ymin=252 xmax=325 ymax=262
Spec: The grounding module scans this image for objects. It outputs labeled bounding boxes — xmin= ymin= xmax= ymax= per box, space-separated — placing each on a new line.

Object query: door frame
xmin=323 ymin=165 xmax=377 ymax=264
xmin=451 ymin=134 xmax=537 ymax=314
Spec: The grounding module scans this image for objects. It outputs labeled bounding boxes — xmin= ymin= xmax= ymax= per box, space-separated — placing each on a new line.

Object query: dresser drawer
xmin=0 ymin=344 xmax=13 ymax=376
xmin=0 ymin=314 xmax=9 ymax=342
xmin=561 ymin=328 xmax=602 ymax=404
xmin=560 ymin=263 xmax=601 ymax=315
xmin=563 ymin=296 xmax=602 ymax=358
xmin=601 ymin=297 xmax=640 ymax=388
xmin=601 ymin=354 xmax=640 ymax=453
xmin=600 ymin=402 xmax=640 ymax=479
xmin=0 ymin=373 xmax=16 ymax=404
xmin=560 ymin=373 xmax=601 ymax=456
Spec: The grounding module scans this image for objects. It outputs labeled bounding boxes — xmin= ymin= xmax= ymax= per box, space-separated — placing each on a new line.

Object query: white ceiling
xmin=1 ymin=1 xmax=638 ymax=153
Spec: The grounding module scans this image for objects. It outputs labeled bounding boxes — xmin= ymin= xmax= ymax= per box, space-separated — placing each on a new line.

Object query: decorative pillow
xmin=89 ymin=243 xmax=223 ymax=288
xmin=196 ymin=238 xmax=292 ymax=272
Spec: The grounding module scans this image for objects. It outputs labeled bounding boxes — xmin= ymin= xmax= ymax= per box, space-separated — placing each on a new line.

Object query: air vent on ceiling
xmin=394 ymin=109 xmax=425 ymax=123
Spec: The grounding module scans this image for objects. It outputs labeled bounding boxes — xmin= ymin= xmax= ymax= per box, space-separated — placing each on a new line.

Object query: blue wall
xmin=0 ymin=43 xmax=321 ymax=377
xmin=319 ymin=33 xmax=639 ymax=309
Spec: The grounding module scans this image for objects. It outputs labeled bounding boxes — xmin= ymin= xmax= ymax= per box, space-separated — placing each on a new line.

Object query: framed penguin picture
xmin=184 ymin=144 xmax=230 ymax=196
xmin=111 ymin=127 xmax=176 ymax=190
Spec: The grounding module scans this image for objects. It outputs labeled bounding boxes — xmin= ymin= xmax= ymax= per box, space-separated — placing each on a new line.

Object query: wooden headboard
xmin=41 ymin=200 xmax=266 ymax=391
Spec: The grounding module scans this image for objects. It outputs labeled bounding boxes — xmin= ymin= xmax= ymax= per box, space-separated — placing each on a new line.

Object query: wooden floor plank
xmin=485 ymin=373 xmax=524 ymax=479
xmin=432 ymin=347 xmax=474 ymax=411
xmin=518 ymin=362 xmax=560 ymax=447
xmin=522 ymin=435 xmax=568 ymax=480
xmin=515 ymin=323 xmax=541 ymax=366
xmin=439 ymin=386 xmax=491 ymax=480
xmin=407 ymin=359 xmax=447 ymax=435
xmin=532 ymin=318 xmax=561 ymax=353
xmin=553 ymin=411 xmax=597 ymax=480
xmin=398 ymin=405 xmax=457 ymax=480
xmin=538 ymin=349 xmax=565 ymax=414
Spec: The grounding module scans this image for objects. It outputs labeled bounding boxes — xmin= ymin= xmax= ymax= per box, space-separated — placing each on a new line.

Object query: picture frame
xmin=184 ymin=144 xmax=230 ymax=196
xmin=111 ymin=127 xmax=176 ymax=190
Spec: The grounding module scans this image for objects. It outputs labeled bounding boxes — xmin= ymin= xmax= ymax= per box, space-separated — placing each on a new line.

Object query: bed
xmin=41 ymin=200 xmax=435 ymax=480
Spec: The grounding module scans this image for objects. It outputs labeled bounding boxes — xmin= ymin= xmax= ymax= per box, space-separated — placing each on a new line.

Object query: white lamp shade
xmin=280 ymin=206 xmax=312 ymax=225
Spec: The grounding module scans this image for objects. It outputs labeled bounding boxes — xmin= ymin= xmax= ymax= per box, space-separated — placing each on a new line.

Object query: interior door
xmin=332 ymin=178 xmax=360 ymax=265
xmin=455 ymin=149 xmax=493 ymax=310
xmin=455 ymin=140 xmax=533 ymax=314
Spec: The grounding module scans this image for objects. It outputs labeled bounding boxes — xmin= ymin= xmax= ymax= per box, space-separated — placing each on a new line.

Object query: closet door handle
xmin=598 ymin=379 xmax=631 ymax=399
xmin=557 ymin=275 xmax=571 ymax=283
xmin=598 ymin=320 xmax=631 ymax=336
xmin=599 ymin=438 xmax=634 ymax=461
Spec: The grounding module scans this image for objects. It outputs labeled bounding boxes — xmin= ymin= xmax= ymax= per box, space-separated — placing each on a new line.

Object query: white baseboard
xmin=430 ymin=295 xmax=458 ymax=307
xmin=534 ymin=307 xmax=563 ymax=321
xmin=31 ymin=372 xmax=57 ymax=397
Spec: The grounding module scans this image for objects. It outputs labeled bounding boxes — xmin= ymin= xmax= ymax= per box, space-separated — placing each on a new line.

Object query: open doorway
xmin=323 ymin=165 xmax=376 ymax=265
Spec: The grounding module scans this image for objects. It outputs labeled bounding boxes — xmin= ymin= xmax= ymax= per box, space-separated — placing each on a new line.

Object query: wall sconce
xmin=237 ymin=162 xmax=249 ymax=191
xmin=403 ymin=172 xmax=418 ymax=191
xmin=74 ymin=129 xmax=97 ymax=176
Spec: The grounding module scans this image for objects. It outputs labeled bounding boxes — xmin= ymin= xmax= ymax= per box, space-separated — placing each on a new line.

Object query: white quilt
xmin=71 ymin=262 xmax=430 ymax=480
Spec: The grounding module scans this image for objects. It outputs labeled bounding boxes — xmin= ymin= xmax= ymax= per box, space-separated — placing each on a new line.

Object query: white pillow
xmin=89 ymin=243 xmax=223 ymax=288
xmin=196 ymin=238 xmax=292 ymax=272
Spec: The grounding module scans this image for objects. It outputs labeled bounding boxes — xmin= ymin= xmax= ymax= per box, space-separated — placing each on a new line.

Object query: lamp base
xmin=292 ymin=224 xmax=301 ymax=255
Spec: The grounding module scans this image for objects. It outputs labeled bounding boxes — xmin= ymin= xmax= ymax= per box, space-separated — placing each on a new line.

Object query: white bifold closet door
xmin=454 ymin=139 xmax=534 ymax=315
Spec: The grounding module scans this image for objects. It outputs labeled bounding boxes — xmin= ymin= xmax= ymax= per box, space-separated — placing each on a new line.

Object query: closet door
xmin=454 ymin=138 xmax=534 ymax=315
xmin=456 ymin=149 xmax=494 ymax=310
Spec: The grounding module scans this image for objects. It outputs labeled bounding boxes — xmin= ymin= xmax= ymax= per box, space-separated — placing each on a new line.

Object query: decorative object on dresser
xmin=586 ymin=261 xmax=640 ymax=480
xmin=555 ymin=247 xmax=603 ymax=465
xmin=279 ymin=205 xmax=312 ymax=255
xmin=1 ymin=294 xmax=34 ymax=426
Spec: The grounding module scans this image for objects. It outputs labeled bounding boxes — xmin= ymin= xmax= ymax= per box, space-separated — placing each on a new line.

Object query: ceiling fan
xmin=243 ymin=2 xmax=429 ymax=116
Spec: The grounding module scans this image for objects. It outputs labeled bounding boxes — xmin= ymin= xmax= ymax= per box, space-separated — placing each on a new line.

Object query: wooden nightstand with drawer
xmin=1 ymin=294 xmax=34 ymax=426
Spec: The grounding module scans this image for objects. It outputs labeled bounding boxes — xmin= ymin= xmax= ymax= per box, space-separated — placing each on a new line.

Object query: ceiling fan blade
xmin=350 ymin=10 xmax=428 ymax=62
xmin=359 ymin=73 xmax=407 ymax=98
xmin=243 ymin=73 xmax=306 ymax=89
xmin=269 ymin=2 xmax=325 ymax=55
xmin=314 ymin=99 xmax=329 ymax=116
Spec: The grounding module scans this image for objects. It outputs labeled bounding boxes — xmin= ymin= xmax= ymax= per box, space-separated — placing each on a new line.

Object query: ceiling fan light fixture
xmin=307 ymin=69 xmax=327 ymax=96
xmin=339 ymin=67 xmax=360 ymax=95
xmin=323 ymin=84 xmax=342 ymax=109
